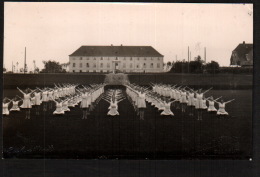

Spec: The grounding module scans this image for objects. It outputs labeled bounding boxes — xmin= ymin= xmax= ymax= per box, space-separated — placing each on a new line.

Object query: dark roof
xmin=233 ymin=43 xmax=253 ymax=56
xmin=69 ymin=46 xmax=164 ymax=57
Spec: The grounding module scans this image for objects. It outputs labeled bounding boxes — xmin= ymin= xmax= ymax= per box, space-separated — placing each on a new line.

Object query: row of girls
xmin=2 ymin=84 xmax=77 ymax=119
xmin=2 ymin=83 xmax=105 ymax=119
xmin=125 ymin=83 xmax=148 ymax=120
xmin=147 ymin=83 xmax=235 ymax=120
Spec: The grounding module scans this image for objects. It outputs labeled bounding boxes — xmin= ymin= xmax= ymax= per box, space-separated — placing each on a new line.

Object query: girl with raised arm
xmin=195 ymin=88 xmax=212 ymax=120
xmin=216 ymin=99 xmax=235 ymax=117
xmin=17 ymin=87 xmax=36 ymax=119
xmin=207 ymin=96 xmax=222 ymax=112
xmin=180 ymin=88 xmax=188 ymax=113
xmin=137 ymin=88 xmax=146 ymax=120
xmin=37 ymin=87 xmax=48 ymax=111
xmin=34 ymin=89 xmax=42 ymax=115
xmin=79 ymin=89 xmax=90 ymax=119
xmin=160 ymin=98 xmax=177 ymax=116
xmin=52 ymin=98 xmax=65 ymax=115
xmin=10 ymin=96 xmax=22 ymax=112
xmin=3 ymin=98 xmax=13 ymax=116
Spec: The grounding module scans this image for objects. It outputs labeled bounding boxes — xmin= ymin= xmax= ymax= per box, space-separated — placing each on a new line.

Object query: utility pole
xmin=12 ymin=61 xmax=13 ymax=73
xmin=188 ymin=46 xmax=190 ymax=73
xmin=204 ymin=47 xmax=206 ymax=63
xmin=24 ymin=47 xmax=27 ymax=74
xmin=16 ymin=62 xmax=19 ymax=73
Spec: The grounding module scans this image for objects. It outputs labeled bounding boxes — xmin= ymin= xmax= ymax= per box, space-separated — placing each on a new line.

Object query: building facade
xmin=230 ymin=41 xmax=253 ymax=67
xmin=69 ymin=45 xmax=164 ymax=73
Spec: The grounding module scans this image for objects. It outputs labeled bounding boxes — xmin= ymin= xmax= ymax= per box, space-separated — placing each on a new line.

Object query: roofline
xmin=69 ymin=55 xmax=164 ymax=57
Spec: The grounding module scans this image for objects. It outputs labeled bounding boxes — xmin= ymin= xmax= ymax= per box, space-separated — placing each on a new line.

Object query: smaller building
xmin=61 ymin=62 xmax=70 ymax=72
xmin=230 ymin=41 xmax=253 ymax=67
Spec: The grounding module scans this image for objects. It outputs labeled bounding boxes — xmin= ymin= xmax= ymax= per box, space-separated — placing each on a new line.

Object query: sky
xmin=4 ymin=2 xmax=253 ymax=71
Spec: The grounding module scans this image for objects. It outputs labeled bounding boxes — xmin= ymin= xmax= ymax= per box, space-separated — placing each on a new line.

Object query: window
xmin=143 ymin=63 xmax=146 ymax=68
xmin=73 ymin=70 xmax=75 ymax=72
xmin=100 ymin=70 xmax=103 ymax=73
xmin=107 ymin=63 xmax=110 ymax=68
xmin=93 ymin=64 xmax=96 ymax=68
xmin=80 ymin=70 xmax=82 ymax=73
xmin=86 ymin=63 xmax=89 ymax=67
xmin=136 ymin=64 xmax=139 ymax=68
xmin=130 ymin=57 xmax=132 ymax=61
xmin=101 ymin=57 xmax=103 ymax=60
xmin=157 ymin=63 xmax=160 ymax=68
xmin=130 ymin=63 xmax=133 ymax=68
xmin=151 ymin=63 xmax=154 ymax=68
xmin=79 ymin=63 xmax=82 ymax=68
xmin=100 ymin=63 xmax=103 ymax=68
xmin=116 ymin=57 xmax=118 ymax=60
xmin=73 ymin=63 xmax=76 ymax=67
xmin=80 ymin=57 xmax=82 ymax=60
xmin=94 ymin=58 xmax=96 ymax=60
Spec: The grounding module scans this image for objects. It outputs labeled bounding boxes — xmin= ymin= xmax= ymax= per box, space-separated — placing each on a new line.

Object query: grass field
xmin=4 ymin=73 xmax=252 ymax=89
xmin=3 ymin=85 xmax=252 ymax=159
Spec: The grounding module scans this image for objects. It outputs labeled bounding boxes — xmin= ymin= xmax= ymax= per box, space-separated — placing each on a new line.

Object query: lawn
xmin=3 ymin=86 xmax=252 ymax=159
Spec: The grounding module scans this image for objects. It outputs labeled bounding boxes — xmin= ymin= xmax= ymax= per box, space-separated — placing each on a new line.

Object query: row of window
xmin=72 ymin=63 xmax=161 ymax=68
xmin=72 ymin=69 xmax=159 ymax=73
xmin=72 ymin=57 xmax=162 ymax=61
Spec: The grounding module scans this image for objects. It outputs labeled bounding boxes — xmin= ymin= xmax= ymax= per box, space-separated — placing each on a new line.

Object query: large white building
xmin=69 ymin=45 xmax=164 ymax=73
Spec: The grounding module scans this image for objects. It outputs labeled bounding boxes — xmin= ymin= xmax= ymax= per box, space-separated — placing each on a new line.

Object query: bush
xmin=205 ymin=61 xmax=220 ymax=74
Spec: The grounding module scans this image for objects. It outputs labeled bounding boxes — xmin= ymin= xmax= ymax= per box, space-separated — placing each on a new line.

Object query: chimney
xmin=243 ymin=41 xmax=245 ymax=45
xmin=111 ymin=44 xmax=113 ymax=46
xmin=121 ymin=44 xmax=123 ymax=46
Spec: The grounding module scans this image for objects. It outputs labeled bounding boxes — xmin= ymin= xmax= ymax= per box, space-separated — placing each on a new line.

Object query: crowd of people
xmin=125 ymin=83 xmax=235 ymax=120
xmin=3 ymin=83 xmax=105 ymax=119
xmin=3 ymin=82 xmax=235 ymax=120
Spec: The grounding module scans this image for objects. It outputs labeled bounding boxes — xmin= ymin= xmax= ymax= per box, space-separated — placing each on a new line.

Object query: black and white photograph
xmin=3 ymin=2 xmax=253 ymax=160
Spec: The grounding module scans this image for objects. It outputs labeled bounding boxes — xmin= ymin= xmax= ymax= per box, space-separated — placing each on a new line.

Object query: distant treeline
xmin=168 ymin=57 xmax=252 ymax=74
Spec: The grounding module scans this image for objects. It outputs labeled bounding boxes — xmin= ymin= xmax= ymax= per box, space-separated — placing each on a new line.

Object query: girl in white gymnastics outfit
xmin=216 ymin=99 xmax=235 ymax=117
xmin=195 ymin=88 xmax=212 ymax=121
xmin=62 ymin=97 xmax=71 ymax=112
xmin=160 ymin=98 xmax=177 ymax=116
xmin=34 ymin=89 xmax=42 ymax=115
xmin=52 ymin=98 xmax=65 ymax=115
xmin=2 ymin=98 xmax=13 ymax=116
xmin=10 ymin=96 xmax=22 ymax=112
xmin=180 ymin=88 xmax=188 ymax=113
xmin=48 ymin=89 xmax=54 ymax=110
xmin=137 ymin=89 xmax=147 ymax=120
xmin=187 ymin=89 xmax=196 ymax=116
xmin=17 ymin=87 xmax=36 ymax=119
xmin=79 ymin=89 xmax=90 ymax=119
xmin=37 ymin=87 xmax=49 ymax=111
xmin=207 ymin=96 xmax=222 ymax=112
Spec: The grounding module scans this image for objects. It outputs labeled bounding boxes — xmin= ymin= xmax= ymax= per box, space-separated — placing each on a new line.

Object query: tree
xmin=41 ymin=60 xmax=66 ymax=73
xmin=3 ymin=67 xmax=6 ymax=72
xmin=189 ymin=60 xmax=203 ymax=73
xmin=170 ymin=61 xmax=188 ymax=73
xmin=205 ymin=61 xmax=220 ymax=74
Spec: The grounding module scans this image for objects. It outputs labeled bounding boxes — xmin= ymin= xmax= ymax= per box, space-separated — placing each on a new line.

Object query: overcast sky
xmin=4 ymin=2 xmax=253 ymax=71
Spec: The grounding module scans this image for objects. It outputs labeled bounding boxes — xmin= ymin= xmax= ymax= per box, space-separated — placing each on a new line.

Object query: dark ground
xmin=3 ymin=85 xmax=252 ymax=159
